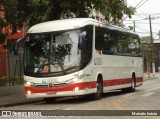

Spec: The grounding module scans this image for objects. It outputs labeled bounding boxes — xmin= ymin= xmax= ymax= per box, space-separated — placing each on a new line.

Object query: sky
xmin=124 ymin=0 xmax=160 ymax=39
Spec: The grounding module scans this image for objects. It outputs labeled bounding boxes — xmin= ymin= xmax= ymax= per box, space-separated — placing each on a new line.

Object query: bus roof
xmin=27 ymin=18 xmax=97 ymax=33
xmin=27 ymin=18 xmax=137 ymax=36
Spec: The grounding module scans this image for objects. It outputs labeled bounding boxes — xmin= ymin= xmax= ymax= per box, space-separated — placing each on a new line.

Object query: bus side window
xmin=82 ymin=25 xmax=93 ymax=65
xmin=95 ymin=26 xmax=105 ymax=51
xmin=128 ymin=35 xmax=141 ymax=56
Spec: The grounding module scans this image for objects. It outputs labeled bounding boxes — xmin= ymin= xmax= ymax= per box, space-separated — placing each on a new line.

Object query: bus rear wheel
xmin=122 ymin=76 xmax=136 ymax=93
xmin=129 ymin=76 xmax=136 ymax=92
xmin=93 ymin=76 xmax=103 ymax=100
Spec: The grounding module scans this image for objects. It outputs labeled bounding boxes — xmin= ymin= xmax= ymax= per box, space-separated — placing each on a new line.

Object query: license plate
xmin=46 ymin=91 xmax=56 ymax=95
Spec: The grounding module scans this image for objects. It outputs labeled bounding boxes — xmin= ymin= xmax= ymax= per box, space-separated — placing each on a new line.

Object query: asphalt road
xmin=1 ymin=78 xmax=160 ymax=119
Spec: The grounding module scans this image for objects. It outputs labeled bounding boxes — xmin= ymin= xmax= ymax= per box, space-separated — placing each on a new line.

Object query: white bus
xmin=22 ymin=18 xmax=143 ymax=103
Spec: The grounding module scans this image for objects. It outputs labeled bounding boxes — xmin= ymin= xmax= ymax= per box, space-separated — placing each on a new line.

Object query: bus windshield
xmin=24 ymin=30 xmax=81 ymax=76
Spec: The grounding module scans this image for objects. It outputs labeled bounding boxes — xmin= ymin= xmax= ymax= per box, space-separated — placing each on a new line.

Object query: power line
xmin=123 ymin=0 xmax=149 ymax=21
xmin=135 ymin=25 xmax=149 ymax=32
xmin=134 ymin=13 xmax=160 ymax=16
xmin=136 ymin=0 xmax=149 ymax=9
xmin=133 ymin=0 xmax=149 ymax=18
xmin=154 ymin=33 xmax=159 ymax=39
xmin=124 ymin=19 xmax=146 ymax=21
xmin=134 ymin=0 xmax=144 ymax=8
xmin=124 ymin=16 xmax=160 ymax=21
xmin=139 ymin=7 xmax=148 ymax=18
xmin=144 ymin=16 xmax=160 ymax=20
xmin=135 ymin=31 xmax=158 ymax=34
xmin=125 ymin=22 xmax=160 ymax=24
xmin=136 ymin=32 xmax=150 ymax=34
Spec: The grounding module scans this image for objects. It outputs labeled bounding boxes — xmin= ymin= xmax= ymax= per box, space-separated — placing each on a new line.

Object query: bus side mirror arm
xmin=78 ymin=31 xmax=87 ymax=50
xmin=13 ymin=38 xmax=24 ymax=56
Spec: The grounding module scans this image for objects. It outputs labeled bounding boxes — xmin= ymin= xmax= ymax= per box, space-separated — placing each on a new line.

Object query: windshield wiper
xmin=64 ymin=66 xmax=79 ymax=72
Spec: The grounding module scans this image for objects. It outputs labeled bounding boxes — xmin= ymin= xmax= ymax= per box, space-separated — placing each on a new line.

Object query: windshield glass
xmin=24 ymin=30 xmax=81 ymax=76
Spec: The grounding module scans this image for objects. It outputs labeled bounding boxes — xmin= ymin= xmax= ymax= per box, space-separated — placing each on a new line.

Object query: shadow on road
xmin=41 ymin=89 xmax=141 ymax=105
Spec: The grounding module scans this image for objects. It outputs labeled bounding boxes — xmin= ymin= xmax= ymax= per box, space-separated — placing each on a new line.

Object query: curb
xmin=0 ymin=99 xmax=43 ymax=108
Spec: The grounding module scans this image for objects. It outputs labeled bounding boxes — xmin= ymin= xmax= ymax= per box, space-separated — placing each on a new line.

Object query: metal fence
xmin=0 ymin=50 xmax=24 ymax=86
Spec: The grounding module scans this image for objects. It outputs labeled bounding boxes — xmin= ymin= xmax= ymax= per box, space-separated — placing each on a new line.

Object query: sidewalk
xmin=0 ymin=94 xmax=42 ymax=108
xmin=0 ymin=73 xmax=159 ymax=108
xmin=144 ymin=72 xmax=160 ymax=80
xmin=0 ymin=85 xmax=42 ymax=108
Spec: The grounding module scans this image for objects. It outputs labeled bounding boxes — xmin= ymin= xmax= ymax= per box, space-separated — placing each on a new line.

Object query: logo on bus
xmin=94 ymin=58 xmax=102 ymax=65
xmin=42 ymin=79 xmax=46 ymax=84
xmin=46 ymin=78 xmax=58 ymax=84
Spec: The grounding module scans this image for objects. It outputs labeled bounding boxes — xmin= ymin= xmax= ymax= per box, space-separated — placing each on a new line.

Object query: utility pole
xmin=133 ymin=20 xmax=135 ymax=32
xmin=149 ymin=15 xmax=155 ymax=77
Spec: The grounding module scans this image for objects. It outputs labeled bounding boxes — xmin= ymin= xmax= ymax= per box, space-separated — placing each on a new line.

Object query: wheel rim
xmin=131 ymin=78 xmax=135 ymax=90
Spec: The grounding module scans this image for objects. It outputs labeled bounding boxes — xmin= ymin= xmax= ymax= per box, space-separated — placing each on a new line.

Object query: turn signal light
xmin=27 ymin=90 xmax=32 ymax=95
xmin=73 ymin=87 xmax=79 ymax=92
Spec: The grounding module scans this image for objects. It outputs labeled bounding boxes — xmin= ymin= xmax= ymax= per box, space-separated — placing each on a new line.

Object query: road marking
xmin=62 ymin=108 xmax=75 ymax=110
xmin=111 ymin=89 xmax=158 ymax=110
xmin=143 ymin=86 xmax=160 ymax=93
xmin=121 ymin=93 xmax=135 ymax=98
xmin=142 ymin=92 xmax=155 ymax=97
xmin=111 ymin=93 xmax=138 ymax=110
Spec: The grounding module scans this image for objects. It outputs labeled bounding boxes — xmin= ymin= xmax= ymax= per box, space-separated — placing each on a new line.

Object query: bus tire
xmin=129 ymin=75 xmax=136 ymax=92
xmin=122 ymin=75 xmax=136 ymax=93
xmin=93 ymin=76 xmax=103 ymax=100
xmin=44 ymin=97 xmax=56 ymax=103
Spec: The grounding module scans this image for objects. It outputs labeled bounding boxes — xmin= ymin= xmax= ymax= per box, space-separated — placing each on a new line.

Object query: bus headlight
xmin=25 ymin=81 xmax=34 ymax=86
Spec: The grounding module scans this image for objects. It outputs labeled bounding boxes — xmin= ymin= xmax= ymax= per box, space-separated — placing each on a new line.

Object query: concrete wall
xmin=0 ymin=85 xmax=25 ymax=97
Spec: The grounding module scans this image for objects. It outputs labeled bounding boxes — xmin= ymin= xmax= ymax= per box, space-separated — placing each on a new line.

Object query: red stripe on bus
xmin=25 ymin=82 xmax=97 ymax=94
xmin=136 ymin=77 xmax=143 ymax=83
xmin=103 ymin=77 xmax=143 ymax=87
xmin=25 ymin=77 xmax=143 ymax=94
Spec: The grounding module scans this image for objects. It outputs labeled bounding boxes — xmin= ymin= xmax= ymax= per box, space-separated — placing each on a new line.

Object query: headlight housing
xmin=24 ymin=80 xmax=34 ymax=86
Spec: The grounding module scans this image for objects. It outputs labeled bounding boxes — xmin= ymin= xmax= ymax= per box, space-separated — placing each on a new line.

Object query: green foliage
xmin=2 ymin=38 xmax=14 ymax=51
xmin=0 ymin=0 xmax=135 ymax=48
xmin=0 ymin=76 xmax=7 ymax=80
xmin=0 ymin=17 xmax=8 ymax=44
xmin=128 ymin=26 xmax=133 ymax=30
xmin=0 ymin=76 xmax=7 ymax=86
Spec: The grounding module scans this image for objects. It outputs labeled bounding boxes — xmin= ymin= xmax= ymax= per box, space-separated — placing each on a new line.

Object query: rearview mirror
xmin=13 ymin=38 xmax=24 ymax=55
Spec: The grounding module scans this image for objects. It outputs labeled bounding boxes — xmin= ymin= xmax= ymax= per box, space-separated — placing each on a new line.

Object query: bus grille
xmin=34 ymin=84 xmax=48 ymax=88
xmin=52 ymin=83 xmax=67 ymax=87
xmin=34 ymin=83 xmax=68 ymax=88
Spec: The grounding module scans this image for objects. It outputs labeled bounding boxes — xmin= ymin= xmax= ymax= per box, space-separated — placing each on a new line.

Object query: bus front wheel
xmin=93 ymin=76 xmax=103 ymax=100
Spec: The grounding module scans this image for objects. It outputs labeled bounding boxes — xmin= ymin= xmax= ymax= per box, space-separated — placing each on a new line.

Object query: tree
xmin=141 ymin=36 xmax=157 ymax=77
xmin=93 ymin=0 xmax=135 ymax=24
xmin=0 ymin=0 xmax=135 ymax=48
